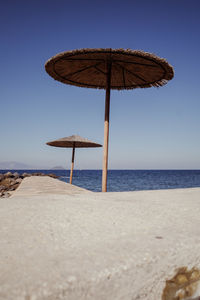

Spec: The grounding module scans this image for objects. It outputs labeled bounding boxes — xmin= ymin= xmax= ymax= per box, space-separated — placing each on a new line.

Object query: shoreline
xmin=1 ymin=169 xmax=200 ymax=193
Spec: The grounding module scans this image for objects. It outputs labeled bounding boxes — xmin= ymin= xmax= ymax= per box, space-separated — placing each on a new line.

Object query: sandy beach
xmin=0 ymin=176 xmax=200 ymax=299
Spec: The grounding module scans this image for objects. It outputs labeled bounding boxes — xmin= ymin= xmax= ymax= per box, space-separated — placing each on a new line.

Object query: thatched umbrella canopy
xmin=46 ymin=135 xmax=102 ymax=184
xmin=45 ymin=48 xmax=174 ymax=191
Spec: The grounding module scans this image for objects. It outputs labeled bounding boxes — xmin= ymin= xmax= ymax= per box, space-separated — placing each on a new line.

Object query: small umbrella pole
xmin=102 ymin=61 xmax=112 ymax=192
xmin=70 ymin=146 xmax=75 ymax=184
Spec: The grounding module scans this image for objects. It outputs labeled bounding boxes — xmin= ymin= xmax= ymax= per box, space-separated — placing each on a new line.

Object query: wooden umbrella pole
xmin=70 ymin=145 xmax=75 ymax=184
xmin=102 ymin=60 xmax=112 ymax=192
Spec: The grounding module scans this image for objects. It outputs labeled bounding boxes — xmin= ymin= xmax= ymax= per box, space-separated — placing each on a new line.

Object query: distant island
xmin=0 ymin=161 xmax=33 ymax=170
xmin=51 ymin=166 xmax=66 ymax=170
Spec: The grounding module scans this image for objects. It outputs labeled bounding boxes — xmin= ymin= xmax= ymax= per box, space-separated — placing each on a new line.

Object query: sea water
xmin=1 ymin=169 xmax=200 ymax=192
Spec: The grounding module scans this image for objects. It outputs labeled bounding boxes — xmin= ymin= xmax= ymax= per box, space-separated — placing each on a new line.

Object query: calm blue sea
xmin=1 ymin=169 xmax=200 ymax=192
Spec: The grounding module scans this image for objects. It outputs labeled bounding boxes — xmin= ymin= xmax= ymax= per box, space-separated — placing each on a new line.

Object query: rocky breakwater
xmin=0 ymin=172 xmax=58 ymax=198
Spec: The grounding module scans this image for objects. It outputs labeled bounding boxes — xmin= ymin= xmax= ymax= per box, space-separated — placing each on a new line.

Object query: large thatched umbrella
xmin=45 ymin=48 xmax=174 ymax=192
xmin=46 ymin=135 xmax=102 ymax=184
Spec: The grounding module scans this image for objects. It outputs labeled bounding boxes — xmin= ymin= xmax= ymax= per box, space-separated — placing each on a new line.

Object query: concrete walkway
xmin=11 ymin=176 xmax=91 ymax=197
xmin=1 ymin=177 xmax=200 ymax=300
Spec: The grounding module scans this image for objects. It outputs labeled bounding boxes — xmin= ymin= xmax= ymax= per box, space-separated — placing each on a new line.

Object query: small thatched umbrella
xmin=45 ymin=48 xmax=174 ymax=192
xmin=46 ymin=135 xmax=102 ymax=184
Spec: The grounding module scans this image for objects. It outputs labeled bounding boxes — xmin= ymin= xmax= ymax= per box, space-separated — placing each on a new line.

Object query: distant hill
xmin=0 ymin=161 xmax=33 ymax=170
xmin=51 ymin=166 xmax=65 ymax=170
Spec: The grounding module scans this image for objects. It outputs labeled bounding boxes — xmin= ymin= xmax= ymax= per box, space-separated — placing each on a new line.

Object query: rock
xmin=15 ymin=178 xmax=22 ymax=184
xmin=0 ymin=175 xmax=23 ymax=197
xmin=13 ymin=172 xmax=19 ymax=178
xmin=22 ymin=173 xmax=31 ymax=178
xmin=10 ymin=185 xmax=19 ymax=191
xmin=1 ymin=178 xmax=12 ymax=188
xmin=9 ymin=186 xmax=15 ymax=191
xmin=48 ymin=173 xmax=58 ymax=179
xmin=10 ymin=179 xmax=17 ymax=186
xmin=0 ymin=174 xmax=4 ymax=181
xmin=0 ymin=185 xmax=6 ymax=192
xmin=4 ymin=172 xmax=12 ymax=178
xmin=14 ymin=183 xmax=20 ymax=188
xmin=1 ymin=191 xmax=10 ymax=198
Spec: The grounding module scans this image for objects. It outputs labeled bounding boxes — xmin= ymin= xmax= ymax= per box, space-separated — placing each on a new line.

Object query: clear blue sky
xmin=1 ymin=0 xmax=200 ymax=169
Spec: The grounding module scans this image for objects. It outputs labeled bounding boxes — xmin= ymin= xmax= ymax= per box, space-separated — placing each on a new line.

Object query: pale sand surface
xmin=0 ymin=176 xmax=200 ymax=299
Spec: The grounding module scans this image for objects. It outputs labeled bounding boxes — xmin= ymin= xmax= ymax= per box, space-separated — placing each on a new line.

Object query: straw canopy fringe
xmin=45 ymin=48 xmax=174 ymax=90
xmin=46 ymin=135 xmax=102 ymax=148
